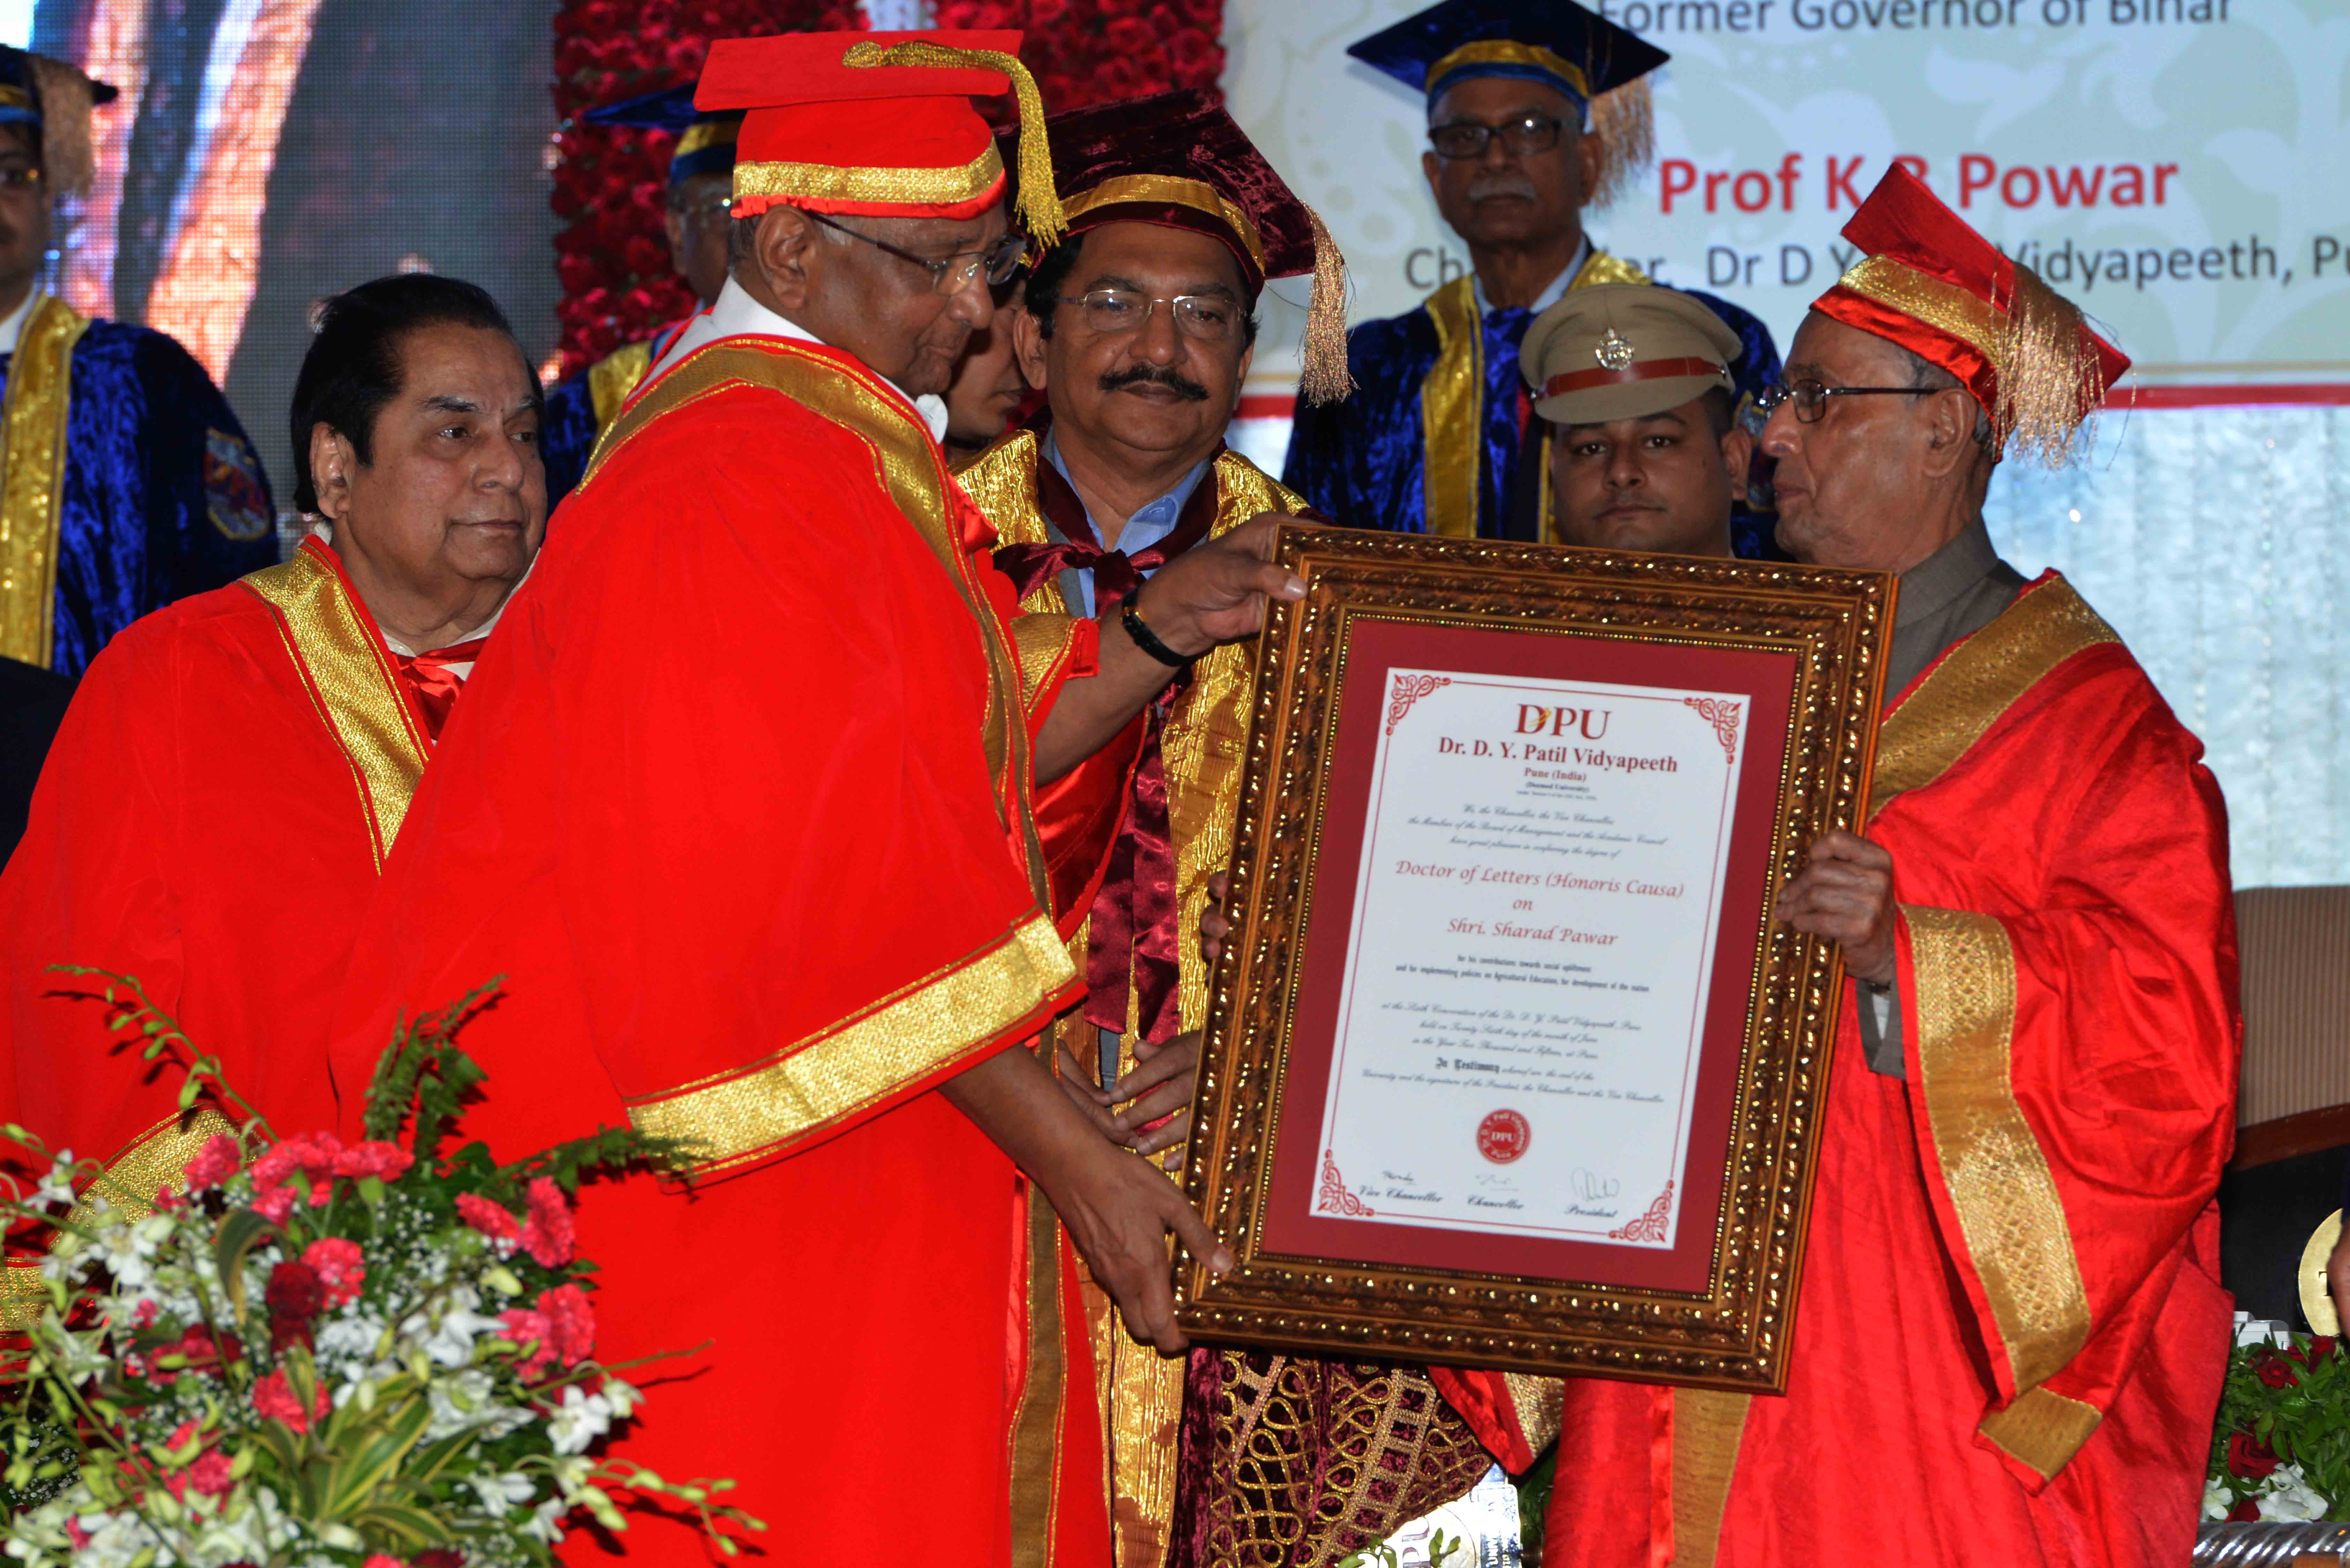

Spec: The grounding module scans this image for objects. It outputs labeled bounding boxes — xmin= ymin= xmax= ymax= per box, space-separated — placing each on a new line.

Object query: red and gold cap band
xmin=734 ymin=142 xmax=1005 ymax=217
xmin=1543 ymin=356 xmax=1725 ymax=399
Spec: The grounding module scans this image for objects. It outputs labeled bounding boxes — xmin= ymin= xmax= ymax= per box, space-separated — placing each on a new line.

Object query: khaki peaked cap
xmin=1521 ymin=284 xmax=1740 ymax=426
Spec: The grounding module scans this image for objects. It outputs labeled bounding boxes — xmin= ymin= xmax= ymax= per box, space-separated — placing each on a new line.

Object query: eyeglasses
xmin=807 ymin=211 xmax=1028 ymax=294
xmin=0 ymin=164 xmax=41 ymax=192
xmin=1058 ymin=288 xmax=1244 ymax=344
xmin=666 ymin=190 xmax=732 ymax=225
xmin=1755 ymin=379 xmax=1937 ymax=423
xmin=1428 ymin=113 xmax=1567 ymax=161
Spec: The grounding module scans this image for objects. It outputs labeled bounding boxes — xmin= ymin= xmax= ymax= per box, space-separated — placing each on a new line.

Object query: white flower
xmin=399 ymin=1285 xmax=500 ymax=1368
xmin=33 ymin=1153 xmax=74 ymax=1207
xmin=524 ymin=1495 xmax=568 ymax=1544
xmin=314 ymin=1311 xmax=388 ymax=1365
xmin=600 ymin=1376 xmax=643 ymax=1420
xmin=469 ymin=1470 xmax=536 ymax=1517
xmin=91 ymin=1215 xmax=172 ymax=1292
xmin=2202 ymin=1477 xmax=2234 ymax=1521
xmin=2255 ymin=1462 xmax=2331 ymax=1522
xmin=546 ymin=1385 xmax=615 ymax=1457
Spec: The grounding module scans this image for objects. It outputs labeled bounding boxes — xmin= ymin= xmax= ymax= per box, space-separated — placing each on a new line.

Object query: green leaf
xmin=349 ymin=1500 xmax=460 ymax=1550
xmin=211 ymin=1206 xmax=280 ymax=1317
xmin=322 ymin=1393 xmax=434 ymax=1519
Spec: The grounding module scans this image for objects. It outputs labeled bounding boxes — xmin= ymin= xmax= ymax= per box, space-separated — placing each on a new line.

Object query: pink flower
xmin=332 ymin=1141 xmax=414 ymax=1182
xmin=538 ymin=1283 xmax=595 ymax=1365
xmin=187 ymin=1450 xmax=234 ymax=1497
xmin=252 ymin=1182 xmax=298 ymax=1224
xmin=166 ymin=1418 xmax=201 ymax=1453
xmin=64 ymin=1519 xmax=88 ymax=1551
xmin=251 ymin=1368 xmax=328 ymax=1433
xmin=181 ymin=1133 xmax=242 ymax=1192
xmin=497 ymin=1308 xmax=556 ymax=1378
xmin=364 ymin=1556 xmax=410 ymax=1568
xmin=456 ymin=1192 xmax=521 ymax=1248
xmin=252 ymin=1133 xmax=345 ymax=1212
xmin=302 ymin=1238 xmax=366 ymax=1308
xmin=519 ymin=1178 xmax=575 ymax=1269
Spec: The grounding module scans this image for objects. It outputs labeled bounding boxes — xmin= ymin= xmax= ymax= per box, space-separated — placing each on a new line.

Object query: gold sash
xmin=0 ymin=1106 xmax=236 ymax=1331
xmin=0 ymin=295 xmax=93 ymax=667
xmin=1416 ymin=249 xmax=1648 ymax=542
xmin=585 ymin=338 xmax=654 ymax=432
xmin=241 ymin=540 xmax=432 ymax=870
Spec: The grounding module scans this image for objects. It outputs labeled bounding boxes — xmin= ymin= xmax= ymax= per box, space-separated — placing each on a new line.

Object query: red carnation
xmin=457 ymin=1192 xmax=522 ymax=1247
xmin=498 ymin=1308 xmax=557 ymax=1378
xmin=538 ymin=1283 xmax=596 ymax=1365
xmin=520 ymin=1178 xmax=576 ymax=1270
xmin=188 ymin=1451 xmax=235 ymax=1497
xmin=182 ymin=1133 xmax=242 ymax=1192
xmin=251 ymin=1368 xmax=328 ymax=1434
xmin=331 ymin=1141 xmax=413 ymax=1183
xmin=302 ymin=1238 xmax=366 ymax=1308
xmin=266 ymin=1261 xmax=327 ymax=1351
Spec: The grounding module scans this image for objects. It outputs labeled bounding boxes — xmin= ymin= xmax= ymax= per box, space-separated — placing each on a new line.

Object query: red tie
xmin=395 ymin=637 xmax=487 ymax=742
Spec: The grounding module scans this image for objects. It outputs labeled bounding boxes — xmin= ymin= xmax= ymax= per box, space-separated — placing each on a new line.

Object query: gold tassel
xmin=842 ymin=39 xmax=1066 ymax=246
xmin=1297 ymin=203 xmax=1353 ymax=406
xmin=26 ymin=54 xmax=98 ymax=197
xmin=1584 ymin=78 xmax=1654 ymax=211
xmin=1991 ymin=261 xmax=2105 ymax=467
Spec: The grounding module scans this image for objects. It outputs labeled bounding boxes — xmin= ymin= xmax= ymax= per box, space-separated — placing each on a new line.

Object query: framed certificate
xmin=1175 ymin=525 xmax=1892 ymax=1392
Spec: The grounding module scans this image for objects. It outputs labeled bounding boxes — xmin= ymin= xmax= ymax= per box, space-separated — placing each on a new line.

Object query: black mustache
xmin=1100 ymin=364 xmax=1209 ymax=402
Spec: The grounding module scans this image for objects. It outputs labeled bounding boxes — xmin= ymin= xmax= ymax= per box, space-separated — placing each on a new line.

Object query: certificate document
xmin=1177 ymin=524 xmax=1889 ymax=1389
xmin=1312 ymin=668 xmax=1747 ymax=1250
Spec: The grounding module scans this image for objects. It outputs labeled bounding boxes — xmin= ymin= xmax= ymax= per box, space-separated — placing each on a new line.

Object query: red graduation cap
xmin=1813 ymin=164 xmax=2128 ymax=465
xmin=695 ymin=30 xmax=1064 ymax=242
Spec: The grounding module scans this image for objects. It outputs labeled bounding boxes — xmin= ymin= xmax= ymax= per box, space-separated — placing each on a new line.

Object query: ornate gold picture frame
xmin=1174 ymin=525 xmax=1892 ymax=1392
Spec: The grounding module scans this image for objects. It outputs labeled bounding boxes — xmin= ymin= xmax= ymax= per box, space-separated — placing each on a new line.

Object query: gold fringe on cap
xmin=1585 ymin=78 xmax=1653 ymax=211
xmin=25 ymin=54 xmax=99 ymax=196
xmin=1995 ymin=262 xmax=2107 ymax=467
xmin=1298 ymin=203 xmax=1353 ymax=406
xmin=842 ymin=39 xmax=1067 ymax=246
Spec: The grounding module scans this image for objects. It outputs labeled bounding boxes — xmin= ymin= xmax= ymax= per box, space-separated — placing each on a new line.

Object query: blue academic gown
xmin=23 ymin=313 xmax=277 ymax=678
xmin=1282 ymin=251 xmax=1783 ymax=558
xmin=540 ymin=321 xmax=690 ymax=508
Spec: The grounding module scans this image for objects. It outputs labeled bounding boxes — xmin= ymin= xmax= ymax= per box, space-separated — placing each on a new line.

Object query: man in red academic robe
xmin=1439 ymin=167 xmax=2238 ymax=1565
xmin=326 ymin=32 xmax=1301 ymax=1567
xmin=0 ymin=275 xmax=548 ymax=1310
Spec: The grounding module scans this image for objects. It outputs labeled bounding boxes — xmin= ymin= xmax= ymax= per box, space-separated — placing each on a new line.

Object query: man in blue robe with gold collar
xmin=1284 ymin=0 xmax=1781 ymax=550
xmin=540 ymin=86 xmax=740 ymax=504
xmin=0 ymin=44 xmax=275 ymax=680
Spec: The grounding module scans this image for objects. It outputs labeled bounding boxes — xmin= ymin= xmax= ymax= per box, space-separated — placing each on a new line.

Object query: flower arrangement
xmin=2205 ymin=1328 xmax=2350 ymax=1524
xmin=0 ymin=973 xmax=761 ymax=1567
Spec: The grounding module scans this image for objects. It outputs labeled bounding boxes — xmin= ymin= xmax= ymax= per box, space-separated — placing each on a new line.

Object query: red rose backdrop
xmin=549 ymin=0 xmax=1228 ymax=375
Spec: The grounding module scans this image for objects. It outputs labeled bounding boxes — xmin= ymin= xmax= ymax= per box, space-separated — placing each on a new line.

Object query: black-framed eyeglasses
xmin=666 ymin=190 xmax=732 ymax=225
xmin=0 ymin=163 xmax=42 ymax=193
xmin=1755 ymin=379 xmax=1937 ymax=424
xmin=1057 ymin=288 xmax=1244 ymax=344
xmin=806 ymin=211 xmax=1028 ymax=295
xmin=1429 ymin=113 xmax=1567 ymax=161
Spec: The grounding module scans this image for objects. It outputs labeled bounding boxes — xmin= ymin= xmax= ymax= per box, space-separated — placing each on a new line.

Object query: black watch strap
xmin=1118 ymin=590 xmax=1193 ymax=668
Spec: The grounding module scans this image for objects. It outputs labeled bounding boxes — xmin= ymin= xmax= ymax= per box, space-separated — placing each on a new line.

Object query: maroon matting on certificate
xmin=1174 ymin=526 xmax=1891 ymax=1392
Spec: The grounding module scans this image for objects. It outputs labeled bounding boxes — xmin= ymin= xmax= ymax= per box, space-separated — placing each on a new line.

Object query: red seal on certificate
xmin=1477 ymin=1109 xmax=1530 ymax=1164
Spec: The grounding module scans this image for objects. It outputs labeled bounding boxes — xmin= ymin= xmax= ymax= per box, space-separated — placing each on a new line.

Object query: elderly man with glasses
xmin=1442 ymin=165 xmax=2238 ymax=1568
xmin=1282 ymin=0 xmax=1781 ymax=549
xmin=328 ymin=32 xmax=1305 ymax=1567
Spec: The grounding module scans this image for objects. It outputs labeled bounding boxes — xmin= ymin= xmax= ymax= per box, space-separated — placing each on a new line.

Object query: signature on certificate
xmin=1569 ymin=1167 xmax=1621 ymax=1201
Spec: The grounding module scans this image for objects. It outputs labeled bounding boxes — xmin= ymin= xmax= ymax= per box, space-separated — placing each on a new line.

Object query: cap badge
xmin=1595 ymin=327 xmax=1635 ymax=371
